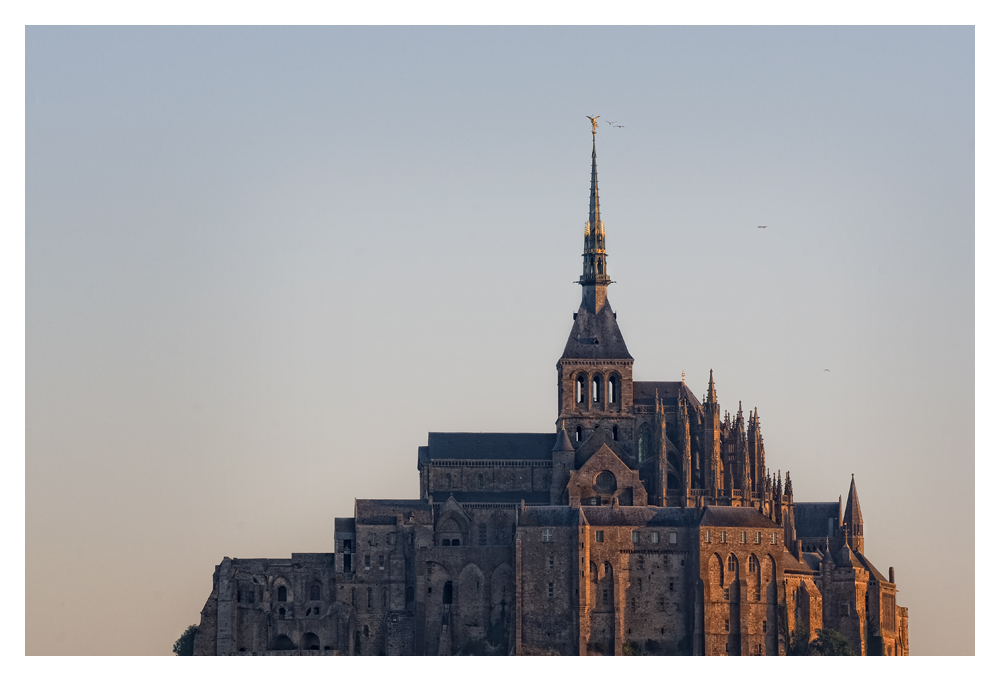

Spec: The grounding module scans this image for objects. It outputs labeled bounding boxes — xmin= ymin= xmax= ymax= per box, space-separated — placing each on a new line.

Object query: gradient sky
xmin=25 ymin=26 xmax=974 ymax=655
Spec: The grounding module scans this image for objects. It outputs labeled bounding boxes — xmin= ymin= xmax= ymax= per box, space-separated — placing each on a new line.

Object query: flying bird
xmin=758 ymin=225 xmax=767 ymax=229
xmin=606 ymin=120 xmax=625 ymax=128
xmin=824 ymin=369 xmax=831 ymax=372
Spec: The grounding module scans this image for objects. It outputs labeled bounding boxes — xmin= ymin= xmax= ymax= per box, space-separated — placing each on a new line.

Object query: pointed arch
xmin=637 ymin=423 xmax=652 ymax=463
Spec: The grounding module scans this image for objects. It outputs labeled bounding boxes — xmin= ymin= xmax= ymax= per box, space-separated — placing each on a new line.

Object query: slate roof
xmin=700 ymin=506 xmax=781 ymax=529
xmin=794 ymin=502 xmax=841 ymax=538
xmin=633 ymin=381 xmax=702 ymax=408
xmin=783 ymin=550 xmax=817 ymax=574
xmin=853 ymin=550 xmax=888 ymax=582
xmin=355 ymin=499 xmax=432 ymax=525
xmin=582 ymin=506 xmax=701 ymax=527
xmin=439 ymin=491 xmax=551 ymax=505
xmin=560 ymin=302 xmax=633 ymax=360
xmin=518 ymin=507 xmax=582 ymax=527
xmin=425 ymin=433 xmax=556 ymax=461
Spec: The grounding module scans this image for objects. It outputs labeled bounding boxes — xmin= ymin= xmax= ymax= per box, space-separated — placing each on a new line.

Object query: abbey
xmin=192 ymin=133 xmax=908 ymax=656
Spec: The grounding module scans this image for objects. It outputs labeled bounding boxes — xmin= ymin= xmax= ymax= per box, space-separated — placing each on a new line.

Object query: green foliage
xmin=808 ymin=628 xmax=856 ymax=656
xmin=622 ymin=639 xmax=642 ymax=655
xmin=173 ymin=625 xmax=198 ymax=656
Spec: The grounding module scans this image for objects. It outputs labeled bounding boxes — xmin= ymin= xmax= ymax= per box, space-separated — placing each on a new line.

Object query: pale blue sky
xmin=25 ymin=26 xmax=973 ymax=655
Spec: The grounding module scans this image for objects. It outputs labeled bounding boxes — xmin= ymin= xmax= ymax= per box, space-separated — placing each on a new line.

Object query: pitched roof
xmin=700 ymin=506 xmax=782 ymax=529
xmin=633 ymin=381 xmax=702 ymax=408
xmin=843 ymin=475 xmax=863 ymax=528
xmin=440 ymin=491 xmax=551 ymax=505
xmin=794 ymin=502 xmax=841 ymax=538
xmin=355 ymin=499 xmax=431 ymax=525
xmin=582 ymin=506 xmax=700 ymax=527
xmin=560 ymin=302 xmax=633 ymax=360
xmin=425 ymin=432 xmax=555 ymax=461
xmin=853 ymin=550 xmax=888 ymax=583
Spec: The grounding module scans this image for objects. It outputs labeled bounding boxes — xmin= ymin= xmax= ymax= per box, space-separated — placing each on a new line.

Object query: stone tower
xmin=556 ymin=129 xmax=635 ymax=449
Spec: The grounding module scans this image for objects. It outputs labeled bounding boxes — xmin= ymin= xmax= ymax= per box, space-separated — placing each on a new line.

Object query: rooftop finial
xmin=578 ymin=119 xmax=611 ymax=311
xmin=586 ymin=115 xmax=600 ymax=135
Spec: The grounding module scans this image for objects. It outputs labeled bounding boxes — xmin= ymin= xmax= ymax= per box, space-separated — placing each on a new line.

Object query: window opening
xmin=277 ymin=586 xmax=287 ymax=602
xmin=443 ymin=581 xmax=453 ymax=605
xmin=310 ymin=584 xmax=320 ymax=601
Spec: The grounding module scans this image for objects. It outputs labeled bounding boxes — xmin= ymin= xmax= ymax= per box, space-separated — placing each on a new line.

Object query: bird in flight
xmin=606 ymin=120 xmax=625 ymax=128
xmin=758 ymin=225 xmax=767 ymax=229
xmin=824 ymin=369 xmax=831 ymax=372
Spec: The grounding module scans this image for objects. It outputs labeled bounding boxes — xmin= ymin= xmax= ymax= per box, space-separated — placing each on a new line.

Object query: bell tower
xmin=556 ymin=122 xmax=634 ymax=451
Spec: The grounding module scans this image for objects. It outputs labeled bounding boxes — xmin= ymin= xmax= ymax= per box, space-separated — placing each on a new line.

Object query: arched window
xmin=749 ymin=555 xmax=759 ymax=574
xmin=367 ymin=587 xmax=373 ymax=609
xmin=727 ymin=554 xmax=738 ymax=573
xmin=442 ymin=538 xmax=450 ymax=546
xmin=453 ymin=538 xmax=461 ymax=546
xmin=612 ymin=425 xmax=619 ymax=441
xmin=277 ymin=586 xmax=287 ymax=602
xmin=443 ymin=581 xmax=453 ymax=605
xmin=608 ymin=375 xmax=618 ymax=404
xmin=278 ymin=607 xmax=286 ymax=619
xmin=576 ymin=426 xmax=582 ymax=441
xmin=638 ymin=424 xmax=652 ymax=463
xmin=301 ymin=632 xmax=320 ymax=651
xmin=310 ymin=584 xmax=320 ymax=601
xmin=592 ymin=375 xmax=602 ymax=404
xmin=598 ymin=260 xmax=604 ymax=274
xmin=576 ymin=375 xmax=587 ymax=404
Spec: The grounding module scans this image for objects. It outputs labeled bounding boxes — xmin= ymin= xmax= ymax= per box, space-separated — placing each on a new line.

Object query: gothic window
xmin=608 ymin=375 xmax=618 ymax=404
xmin=442 ymin=539 xmax=450 ymax=546
xmin=638 ymin=425 xmax=652 ymax=463
xmin=727 ymin=554 xmax=738 ymax=573
xmin=592 ymin=375 xmax=602 ymax=404
xmin=453 ymin=538 xmax=461 ymax=546
xmin=749 ymin=555 xmax=759 ymax=574
xmin=310 ymin=584 xmax=321 ymax=601
xmin=576 ymin=374 xmax=587 ymax=405
xmin=277 ymin=586 xmax=287 ymax=602
xmin=443 ymin=581 xmax=453 ymax=605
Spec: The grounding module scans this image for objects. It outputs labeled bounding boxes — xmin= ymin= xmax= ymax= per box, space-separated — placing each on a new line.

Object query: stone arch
xmin=710 ymin=553 xmax=724 ymax=590
xmin=271 ymin=576 xmax=293 ymax=604
xmin=300 ymin=632 xmax=320 ymax=651
xmin=608 ymin=372 xmax=621 ymax=406
xmin=455 ymin=563 xmax=488 ymax=651
xmin=576 ymin=373 xmax=587 ymax=406
xmin=749 ymin=554 xmax=762 ymax=600
xmin=308 ymin=579 xmax=322 ymax=601
xmin=270 ymin=634 xmax=295 ymax=651
xmin=489 ymin=563 xmax=514 ymax=650
xmin=591 ymin=374 xmax=603 ymax=406
xmin=436 ymin=512 xmax=468 ymax=546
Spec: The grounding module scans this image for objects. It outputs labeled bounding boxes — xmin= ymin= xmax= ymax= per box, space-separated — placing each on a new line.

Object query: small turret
xmin=843 ymin=474 xmax=864 ymax=553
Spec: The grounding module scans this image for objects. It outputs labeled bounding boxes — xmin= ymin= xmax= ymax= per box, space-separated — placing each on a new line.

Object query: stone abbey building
xmin=192 ymin=132 xmax=909 ymax=656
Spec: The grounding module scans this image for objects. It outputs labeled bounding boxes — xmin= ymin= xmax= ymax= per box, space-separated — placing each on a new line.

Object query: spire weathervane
xmin=586 ymin=115 xmax=600 ymax=135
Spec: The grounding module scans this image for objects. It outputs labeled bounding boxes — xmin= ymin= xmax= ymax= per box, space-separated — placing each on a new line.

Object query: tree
xmin=808 ymin=628 xmax=855 ymax=656
xmin=173 ymin=624 xmax=199 ymax=656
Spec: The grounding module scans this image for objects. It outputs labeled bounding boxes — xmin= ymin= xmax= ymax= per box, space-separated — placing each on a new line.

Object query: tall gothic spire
xmin=706 ymin=369 xmax=717 ymax=404
xmin=579 ymin=125 xmax=611 ymax=312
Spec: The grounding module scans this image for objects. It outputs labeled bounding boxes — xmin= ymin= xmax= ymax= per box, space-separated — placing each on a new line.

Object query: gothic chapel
xmin=193 ymin=130 xmax=908 ymax=656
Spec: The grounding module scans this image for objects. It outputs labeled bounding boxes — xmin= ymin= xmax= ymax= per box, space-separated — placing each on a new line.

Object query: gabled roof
xmin=633 ymin=381 xmax=702 ymax=408
xmin=700 ymin=506 xmax=781 ymax=529
xmin=560 ymin=302 xmax=632 ymax=361
xmin=853 ymin=550 xmax=888 ymax=583
xmin=794 ymin=502 xmax=841 ymax=538
xmin=425 ymin=432 xmax=555 ymax=461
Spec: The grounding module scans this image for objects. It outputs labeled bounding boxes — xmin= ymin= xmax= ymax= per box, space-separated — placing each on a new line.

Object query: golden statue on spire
xmin=586 ymin=115 xmax=600 ymax=135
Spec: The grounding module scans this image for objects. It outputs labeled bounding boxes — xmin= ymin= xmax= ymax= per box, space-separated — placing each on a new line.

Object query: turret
xmin=550 ymin=426 xmax=576 ymax=506
xmin=702 ymin=370 xmax=722 ymax=497
xmin=843 ymin=474 xmax=864 ymax=553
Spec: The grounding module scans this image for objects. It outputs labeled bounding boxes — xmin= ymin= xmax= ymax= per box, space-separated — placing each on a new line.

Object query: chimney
xmin=889 ymin=567 xmax=895 ymax=584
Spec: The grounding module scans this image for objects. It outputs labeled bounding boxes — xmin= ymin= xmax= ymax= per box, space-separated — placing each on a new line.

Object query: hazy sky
xmin=25 ymin=26 xmax=974 ymax=655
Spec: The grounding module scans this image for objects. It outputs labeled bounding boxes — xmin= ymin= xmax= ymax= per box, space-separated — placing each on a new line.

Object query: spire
xmin=578 ymin=122 xmax=611 ymax=312
xmin=706 ymin=369 xmax=717 ymax=404
xmin=843 ymin=474 xmax=863 ymax=535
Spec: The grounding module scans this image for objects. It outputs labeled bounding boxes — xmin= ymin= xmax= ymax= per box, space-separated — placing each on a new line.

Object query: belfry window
xmin=576 ymin=375 xmax=587 ymax=405
xmin=592 ymin=375 xmax=602 ymax=404
xmin=608 ymin=376 xmax=618 ymax=404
